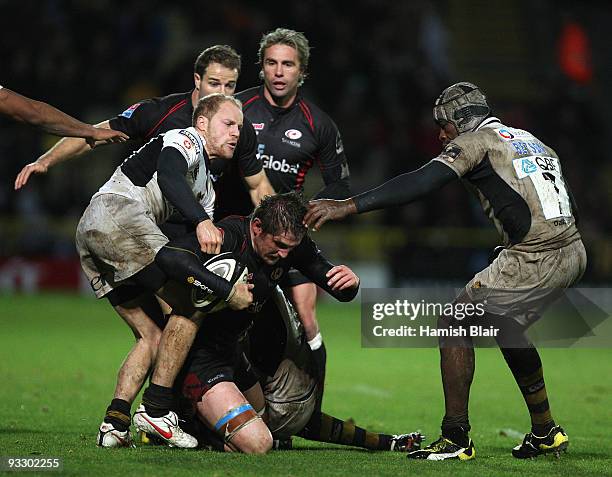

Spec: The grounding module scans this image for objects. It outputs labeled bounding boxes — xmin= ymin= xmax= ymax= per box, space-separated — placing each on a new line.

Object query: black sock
xmin=499 ymin=347 xmax=555 ymax=436
xmin=298 ymin=412 xmax=394 ymax=450
xmin=142 ymin=384 xmax=174 ymax=418
xmin=441 ymin=414 xmax=470 ymax=447
xmin=104 ymin=398 xmax=131 ymax=432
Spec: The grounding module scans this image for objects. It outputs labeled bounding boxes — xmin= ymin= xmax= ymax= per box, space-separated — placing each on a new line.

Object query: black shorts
xmin=178 ymin=342 xmax=258 ymax=406
xmin=280 ymin=268 xmax=312 ymax=288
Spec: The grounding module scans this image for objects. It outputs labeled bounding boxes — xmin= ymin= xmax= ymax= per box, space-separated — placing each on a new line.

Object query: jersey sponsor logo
xmin=520 ymin=158 xmax=537 ymax=175
xmin=513 ymin=156 xmax=557 ymax=178
xmin=439 ymin=144 xmax=462 ymax=163
xmin=253 ymin=123 xmax=265 ymax=131
xmin=261 ymin=156 xmax=299 ymax=174
xmin=120 ymin=103 xmax=141 ymax=119
xmin=535 ymin=156 xmax=557 ymax=171
xmin=336 ymin=132 xmax=344 ymax=155
xmin=285 ymin=129 xmax=302 ymax=140
xmin=511 ymin=141 xmax=546 ymax=157
xmin=178 ymin=129 xmax=201 ymax=154
xmin=281 ymin=137 xmax=301 ymax=148
xmin=494 ymin=127 xmax=533 ymax=142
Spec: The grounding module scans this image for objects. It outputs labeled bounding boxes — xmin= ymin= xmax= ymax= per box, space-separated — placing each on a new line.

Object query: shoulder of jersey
xmin=297 ymin=96 xmax=337 ymax=131
xmin=167 ymin=128 xmax=202 ymax=155
xmin=235 ymin=87 xmax=260 ymax=104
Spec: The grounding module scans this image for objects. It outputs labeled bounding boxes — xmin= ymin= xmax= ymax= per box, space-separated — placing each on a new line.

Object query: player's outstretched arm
xmin=14 ymin=120 xmax=122 ymax=190
xmin=305 ymin=160 xmax=457 ymax=230
xmin=1 ymin=88 xmax=127 ymax=142
xmin=304 ymin=198 xmax=357 ymax=231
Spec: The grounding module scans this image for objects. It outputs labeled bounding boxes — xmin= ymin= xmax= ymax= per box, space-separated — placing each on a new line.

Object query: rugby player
xmin=0 ymin=85 xmax=127 ymax=145
xmin=14 ymin=45 xmax=274 ymax=204
xmin=141 ymin=286 xmax=423 ymax=453
xmin=76 ymin=93 xmax=253 ymax=449
xmin=305 ymin=82 xmax=586 ymax=460
xmin=226 ymin=288 xmax=423 ymax=453
xmin=12 ymin=46 xmax=274 ymax=447
xmin=214 ymin=29 xmax=352 ymax=396
xmin=134 ymin=192 xmax=359 ymax=453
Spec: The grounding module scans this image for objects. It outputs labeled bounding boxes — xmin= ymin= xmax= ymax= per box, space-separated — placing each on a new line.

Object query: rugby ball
xmin=191 ymin=252 xmax=249 ymax=312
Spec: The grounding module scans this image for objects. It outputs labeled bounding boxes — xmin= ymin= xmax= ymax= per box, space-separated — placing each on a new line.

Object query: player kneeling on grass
xmin=140 ymin=287 xmax=423 ymax=453
xmin=144 ymin=286 xmax=423 ymax=453
xmin=132 ymin=192 xmax=360 ymax=453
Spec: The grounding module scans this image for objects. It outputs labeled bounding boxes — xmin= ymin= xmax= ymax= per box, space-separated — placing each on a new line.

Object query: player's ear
xmin=195 ymin=114 xmax=209 ymax=133
xmin=251 ymin=218 xmax=263 ymax=236
xmin=194 ymin=73 xmax=201 ymax=91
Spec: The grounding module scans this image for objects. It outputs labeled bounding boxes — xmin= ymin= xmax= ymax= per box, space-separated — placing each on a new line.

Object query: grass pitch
xmin=1 ymin=293 xmax=610 ymax=476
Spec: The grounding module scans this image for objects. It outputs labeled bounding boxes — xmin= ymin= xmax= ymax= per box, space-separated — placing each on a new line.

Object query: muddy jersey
xmin=213 ymin=86 xmax=350 ymax=220
xmin=108 ymin=90 xmax=262 ymax=193
xmin=432 ymin=117 xmax=580 ymax=251
xmin=95 ymin=127 xmax=214 ymax=224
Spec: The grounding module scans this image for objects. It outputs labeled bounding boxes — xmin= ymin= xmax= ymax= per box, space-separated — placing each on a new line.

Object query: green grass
xmin=0 ymin=293 xmax=611 ymax=476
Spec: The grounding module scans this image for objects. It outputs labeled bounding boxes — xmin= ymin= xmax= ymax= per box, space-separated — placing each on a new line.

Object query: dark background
xmin=1 ymin=0 xmax=610 ymax=285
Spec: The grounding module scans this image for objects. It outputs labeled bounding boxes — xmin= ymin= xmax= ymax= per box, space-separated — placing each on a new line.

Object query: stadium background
xmin=1 ymin=0 xmax=611 ymax=289
xmin=1 ymin=2 xmax=611 ymax=475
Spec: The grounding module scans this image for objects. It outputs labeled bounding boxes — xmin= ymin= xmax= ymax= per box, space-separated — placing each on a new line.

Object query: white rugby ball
xmin=191 ymin=252 xmax=248 ymax=312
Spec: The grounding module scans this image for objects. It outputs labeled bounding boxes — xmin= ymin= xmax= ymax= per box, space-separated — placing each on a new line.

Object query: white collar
xmin=474 ymin=116 xmax=501 ymax=132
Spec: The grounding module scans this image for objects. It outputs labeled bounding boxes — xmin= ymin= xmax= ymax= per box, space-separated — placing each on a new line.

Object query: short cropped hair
xmin=251 ymin=192 xmax=308 ymax=241
xmin=192 ymin=93 xmax=242 ymax=125
xmin=258 ymin=28 xmax=310 ymax=85
xmin=194 ymin=45 xmax=241 ymax=77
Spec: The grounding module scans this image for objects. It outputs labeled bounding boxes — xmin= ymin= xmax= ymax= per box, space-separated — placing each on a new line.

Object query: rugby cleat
xmin=511 ymin=425 xmax=568 ymax=459
xmin=97 ymin=421 xmax=133 ymax=448
xmin=132 ymin=405 xmax=198 ymax=448
xmin=390 ymin=432 xmax=425 ymax=452
xmin=406 ymin=435 xmax=475 ymax=461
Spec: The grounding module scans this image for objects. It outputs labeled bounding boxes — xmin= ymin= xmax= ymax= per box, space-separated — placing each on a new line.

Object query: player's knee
xmin=135 ymin=322 xmax=162 ymax=356
xmin=239 ymin=425 xmax=273 ymax=455
xmin=215 ymin=403 xmax=272 ymax=454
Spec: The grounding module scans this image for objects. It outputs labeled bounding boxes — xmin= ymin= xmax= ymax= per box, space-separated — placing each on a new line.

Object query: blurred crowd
xmin=1 ymin=0 xmax=610 ymax=282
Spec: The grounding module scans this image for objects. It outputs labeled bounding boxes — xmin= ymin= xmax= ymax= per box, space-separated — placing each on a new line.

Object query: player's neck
xmin=191 ymin=89 xmax=200 ymax=109
xmin=263 ymin=86 xmax=297 ymax=109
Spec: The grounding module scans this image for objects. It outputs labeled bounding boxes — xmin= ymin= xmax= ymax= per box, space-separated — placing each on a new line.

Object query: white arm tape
xmin=307 ymin=332 xmax=323 ymax=351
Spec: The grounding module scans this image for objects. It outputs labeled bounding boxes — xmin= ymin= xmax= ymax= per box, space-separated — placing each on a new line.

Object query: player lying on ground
xmin=138 ymin=286 xmax=423 ymax=453
xmin=129 ymin=192 xmax=360 ymax=453
xmin=0 ymin=85 xmax=127 ymax=145
xmin=305 ymin=82 xmax=586 ymax=460
xmin=198 ymin=286 xmax=421 ymax=452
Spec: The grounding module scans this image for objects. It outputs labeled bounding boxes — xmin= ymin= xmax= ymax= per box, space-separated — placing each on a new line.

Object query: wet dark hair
xmin=251 ymin=192 xmax=308 ymax=241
